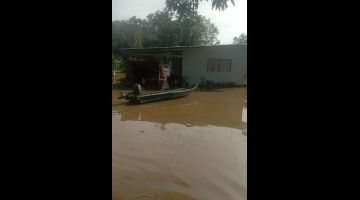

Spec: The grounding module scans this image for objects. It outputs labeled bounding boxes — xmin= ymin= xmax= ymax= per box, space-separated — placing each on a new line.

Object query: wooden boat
xmin=121 ymin=84 xmax=198 ymax=104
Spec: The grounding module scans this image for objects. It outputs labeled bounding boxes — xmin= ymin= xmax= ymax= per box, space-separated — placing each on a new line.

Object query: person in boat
xmin=121 ymin=83 xmax=142 ymax=99
xmin=141 ymin=77 xmax=146 ymax=86
xmin=161 ymin=80 xmax=169 ymax=91
xmin=134 ymin=83 xmax=142 ymax=95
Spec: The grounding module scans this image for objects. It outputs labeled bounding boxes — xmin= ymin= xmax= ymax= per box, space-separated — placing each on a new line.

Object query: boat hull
xmin=129 ymin=85 xmax=198 ymax=104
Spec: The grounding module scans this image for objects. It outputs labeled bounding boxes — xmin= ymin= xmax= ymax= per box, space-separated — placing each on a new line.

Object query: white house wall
xmin=182 ymin=45 xmax=247 ymax=85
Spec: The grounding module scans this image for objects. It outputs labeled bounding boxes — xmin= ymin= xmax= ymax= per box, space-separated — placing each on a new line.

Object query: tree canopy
xmin=112 ymin=10 xmax=219 ymax=53
xmin=233 ymin=33 xmax=247 ymax=44
xmin=112 ymin=0 xmax=240 ymax=52
xmin=165 ymin=0 xmax=235 ymax=19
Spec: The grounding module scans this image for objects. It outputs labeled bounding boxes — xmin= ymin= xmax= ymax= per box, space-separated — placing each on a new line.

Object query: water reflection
xmin=112 ymin=88 xmax=247 ymax=200
xmin=112 ymin=119 xmax=247 ymax=200
xmin=112 ymin=88 xmax=247 ymax=130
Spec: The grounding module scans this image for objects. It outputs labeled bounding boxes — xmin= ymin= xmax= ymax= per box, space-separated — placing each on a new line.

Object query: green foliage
xmin=181 ymin=76 xmax=189 ymax=87
xmin=112 ymin=56 xmax=126 ymax=71
xmin=165 ymin=0 xmax=235 ymax=19
xmin=112 ymin=10 xmax=220 ymax=51
xmin=112 ymin=17 xmax=147 ymax=52
xmin=199 ymin=79 xmax=240 ymax=88
xmin=112 ymin=0 xmax=238 ymax=52
xmin=205 ymin=80 xmax=215 ymax=86
xmin=233 ymin=33 xmax=247 ymax=44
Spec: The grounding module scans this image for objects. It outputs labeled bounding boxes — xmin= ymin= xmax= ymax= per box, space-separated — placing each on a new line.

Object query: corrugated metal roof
xmin=117 ymin=44 xmax=246 ymax=57
xmin=119 ymin=44 xmax=246 ymax=51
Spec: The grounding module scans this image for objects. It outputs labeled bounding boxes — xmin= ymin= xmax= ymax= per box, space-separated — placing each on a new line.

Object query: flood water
xmin=112 ymin=87 xmax=247 ymax=200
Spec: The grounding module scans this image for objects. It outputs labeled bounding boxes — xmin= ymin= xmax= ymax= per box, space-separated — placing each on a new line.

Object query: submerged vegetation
xmin=199 ymin=77 xmax=245 ymax=89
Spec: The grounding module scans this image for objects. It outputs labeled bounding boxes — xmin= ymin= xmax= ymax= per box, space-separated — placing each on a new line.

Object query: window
xmin=219 ymin=59 xmax=232 ymax=72
xmin=207 ymin=59 xmax=232 ymax=72
xmin=207 ymin=59 xmax=218 ymax=72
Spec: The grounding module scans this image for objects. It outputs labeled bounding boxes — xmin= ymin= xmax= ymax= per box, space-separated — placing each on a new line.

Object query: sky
xmin=112 ymin=0 xmax=247 ymax=44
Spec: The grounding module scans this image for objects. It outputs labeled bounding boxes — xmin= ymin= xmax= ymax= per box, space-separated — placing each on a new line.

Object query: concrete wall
xmin=182 ymin=45 xmax=247 ymax=85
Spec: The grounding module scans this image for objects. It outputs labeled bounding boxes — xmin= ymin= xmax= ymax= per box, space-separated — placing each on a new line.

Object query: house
xmin=117 ymin=44 xmax=247 ymax=87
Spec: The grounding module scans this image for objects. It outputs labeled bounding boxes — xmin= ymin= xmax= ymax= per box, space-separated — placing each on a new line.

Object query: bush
xmin=181 ymin=76 xmax=189 ymax=87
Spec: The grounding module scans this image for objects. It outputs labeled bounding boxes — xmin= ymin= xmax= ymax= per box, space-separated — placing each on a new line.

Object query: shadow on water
xmin=197 ymin=88 xmax=224 ymax=92
xmin=127 ymin=95 xmax=191 ymax=106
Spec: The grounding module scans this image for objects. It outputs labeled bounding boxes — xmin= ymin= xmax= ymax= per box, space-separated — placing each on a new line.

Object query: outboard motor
xmin=117 ymin=83 xmax=142 ymax=100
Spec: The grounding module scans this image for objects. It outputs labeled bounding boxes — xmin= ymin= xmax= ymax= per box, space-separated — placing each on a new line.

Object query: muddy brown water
xmin=112 ymin=88 xmax=247 ymax=200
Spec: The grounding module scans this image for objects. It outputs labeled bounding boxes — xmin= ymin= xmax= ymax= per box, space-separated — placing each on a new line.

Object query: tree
xmin=145 ymin=11 xmax=183 ymax=47
xmin=112 ymin=17 xmax=148 ymax=52
xmin=181 ymin=15 xmax=219 ymax=45
xmin=165 ymin=0 xmax=235 ymax=19
xmin=200 ymin=17 xmax=220 ymax=45
xmin=233 ymin=33 xmax=247 ymax=44
xmin=112 ymin=10 xmax=220 ymax=51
